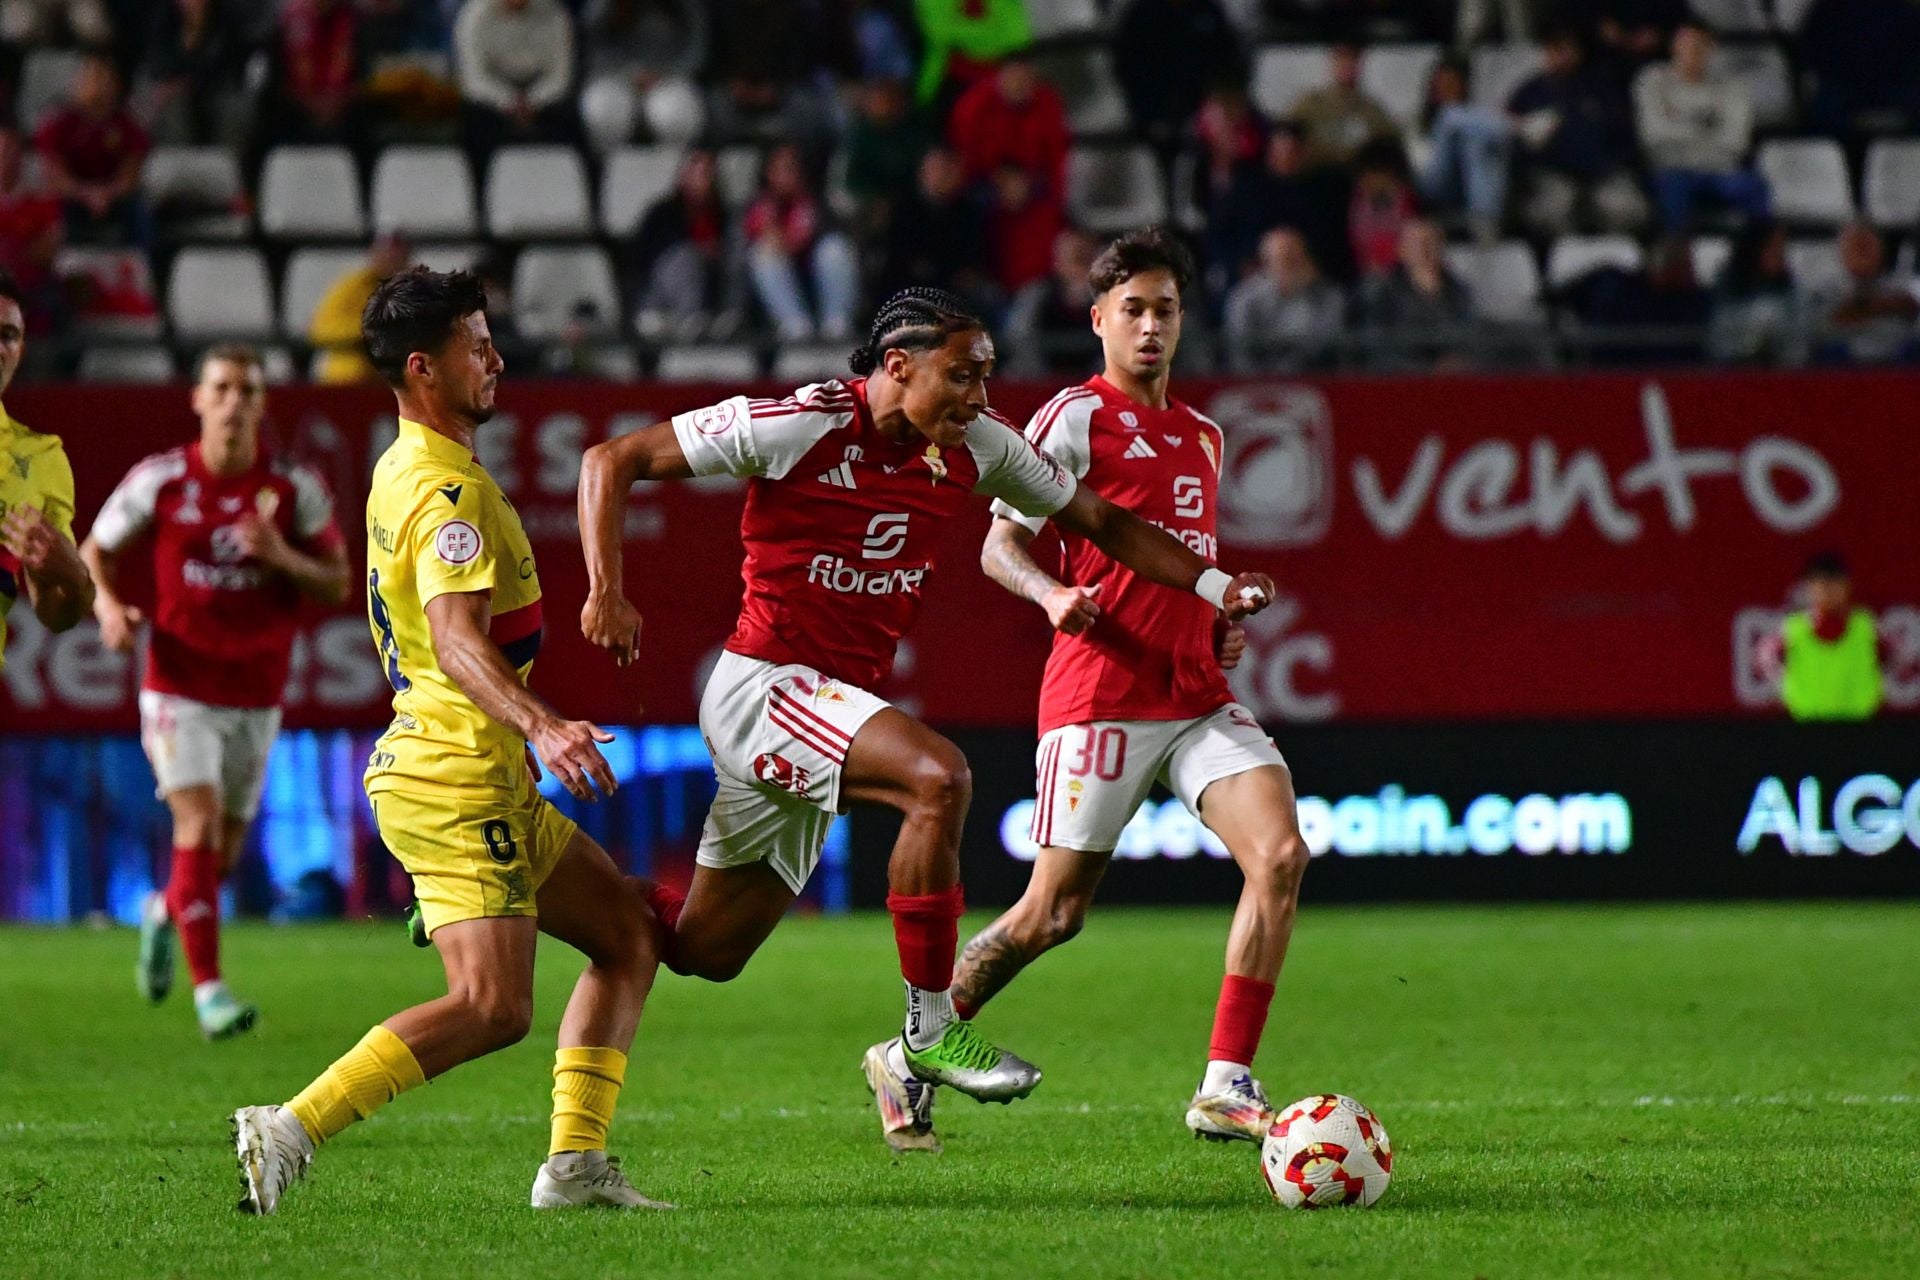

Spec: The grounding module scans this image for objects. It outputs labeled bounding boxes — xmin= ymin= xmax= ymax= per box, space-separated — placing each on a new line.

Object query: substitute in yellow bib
xmin=0 ymin=269 xmax=92 ymax=663
xmin=1774 ymin=550 xmax=1885 ymax=722
xmin=228 ymin=266 xmax=668 ymax=1217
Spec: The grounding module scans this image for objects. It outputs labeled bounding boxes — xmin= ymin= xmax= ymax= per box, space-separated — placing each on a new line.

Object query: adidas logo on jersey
xmin=1123 ymin=437 xmax=1159 ymax=460
xmin=816 ymin=462 xmax=857 ymax=489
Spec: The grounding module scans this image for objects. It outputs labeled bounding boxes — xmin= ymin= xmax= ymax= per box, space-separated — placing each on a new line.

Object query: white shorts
xmin=137 ymin=690 xmax=282 ymax=821
xmin=1031 ymin=702 xmax=1287 ymax=854
xmin=694 ymin=650 xmax=891 ymax=894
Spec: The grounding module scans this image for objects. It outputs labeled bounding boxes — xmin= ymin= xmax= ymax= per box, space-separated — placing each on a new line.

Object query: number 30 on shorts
xmin=1065 ymin=726 xmax=1128 ymax=781
xmin=481 ymin=819 xmax=520 ymax=865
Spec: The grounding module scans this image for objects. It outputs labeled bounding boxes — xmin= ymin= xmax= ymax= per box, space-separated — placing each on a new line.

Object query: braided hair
xmin=847 ymin=287 xmax=983 ymax=376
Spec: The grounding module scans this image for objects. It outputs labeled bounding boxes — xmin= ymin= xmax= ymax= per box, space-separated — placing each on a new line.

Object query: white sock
xmin=902 ymin=983 xmax=954 ymax=1051
xmin=1201 ymin=1059 xmax=1251 ymax=1095
xmin=886 ymin=1038 xmax=913 ymax=1081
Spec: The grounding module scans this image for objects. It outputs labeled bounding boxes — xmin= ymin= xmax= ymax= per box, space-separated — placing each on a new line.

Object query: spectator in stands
xmin=576 ymin=0 xmax=707 ymax=148
xmin=1288 ymin=41 xmax=1399 ymax=171
xmin=1455 ymin=0 xmax=1544 ymax=47
xmin=1360 ymin=217 xmax=1476 ymax=370
xmin=1564 ymin=234 xmax=1710 ymax=365
xmin=254 ymin=0 xmax=368 ymax=170
xmin=0 ymin=0 xmax=112 ymax=48
xmin=1634 ymin=21 xmax=1767 ymax=233
xmin=1506 ymin=27 xmax=1647 ymax=236
xmin=877 ymin=146 xmax=994 ymax=310
xmin=143 ymin=0 xmax=249 ymax=146
xmin=454 ymin=0 xmax=579 ymax=163
xmin=632 ymin=148 xmax=737 ymax=338
xmin=1206 ymin=121 xmax=1351 ymax=293
xmin=1223 ymin=226 xmax=1346 ymax=372
xmin=912 ymin=0 xmax=1032 ymax=109
xmin=0 ymin=129 xmax=64 ymax=341
xmin=985 ymin=160 xmax=1061 ymax=296
xmin=308 ymin=232 xmax=411 ymax=385
xmin=1810 ymin=221 xmax=1919 ymax=365
xmin=1004 ymin=225 xmax=1099 ymax=376
xmin=1708 ymin=220 xmax=1808 ymax=366
xmin=949 ymin=49 xmax=1068 ymax=203
xmin=1417 ymin=55 xmax=1509 ymax=244
xmin=743 ymin=141 xmax=857 ymax=340
xmin=1190 ymin=76 xmax=1265 ymax=217
xmin=853 ymin=0 xmax=915 ymax=83
xmin=1589 ymin=0 xmax=1690 ymax=84
xmin=1348 ymin=140 xmax=1415 ymax=278
xmin=1112 ymin=0 xmax=1241 ymax=149
xmin=704 ymin=0 xmax=848 ymax=147
xmin=845 ymin=76 xmax=933 ymax=232
xmin=35 ymin=53 xmax=149 ymax=251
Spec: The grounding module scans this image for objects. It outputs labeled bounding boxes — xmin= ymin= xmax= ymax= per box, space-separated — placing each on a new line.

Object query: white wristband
xmin=1195 ymin=567 xmax=1232 ymax=610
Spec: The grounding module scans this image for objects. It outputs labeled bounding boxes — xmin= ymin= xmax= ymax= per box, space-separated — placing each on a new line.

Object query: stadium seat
xmin=1863 ymin=139 xmax=1920 ymax=228
xmin=15 ymin=49 xmax=82 ymax=130
xmin=579 ymin=343 xmax=641 ymax=380
xmin=1709 ymin=42 xmax=1796 ymax=129
xmin=1772 ymin=0 xmax=1817 ymax=30
xmin=142 ymin=146 xmax=248 ymax=240
xmin=258 ymin=146 xmax=365 ymax=240
xmin=601 ymin=146 xmax=684 ymax=237
xmin=166 ymin=247 xmax=275 ymax=340
xmin=279 ymin=247 xmax=365 ymax=337
xmin=1066 ymin=144 xmax=1168 ymax=234
xmin=1169 ymin=149 xmax=1206 ymax=232
xmin=511 ymin=246 xmax=622 ymax=340
xmin=1469 ymin=44 xmax=1544 ymax=115
xmin=1444 ymin=241 xmax=1541 ymax=321
xmin=1545 ymin=235 xmax=1644 ymax=288
xmin=56 ymin=247 xmax=161 ymax=338
xmin=1785 ymin=238 xmax=1846 ymax=294
xmin=716 ymin=145 xmax=761 ymax=210
xmin=371 ymin=146 xmax=478 ymax=237
xmin=1361 ymin=44 xmax=1442 ymax=133
xmin=1689 ymin=0 xmax=1772 ymax=33
xmin=657 ymin=345 xmax=760 ymax=381
xmin=416 ymin=244 xmax=484 ymax=274
xmin=1756 ymin=139 xmax=1855 ymax=225
xmin=1033 ymin=44 xmax=1130 ymax=135
xmin=486 ymin=145 xmax=593 ymax=238
xmin=78 ymin=344 xmax=175 ymax=383
xmin=772 ymin=343 xmax=854 ymax=382
xmin=1025 ymin=0 xmax=1103 ymax=39
xmin=1250 ymin=45 xmax=1330 ymax=119
xmin=1691 ymin=235 xmax=1733 ymax=288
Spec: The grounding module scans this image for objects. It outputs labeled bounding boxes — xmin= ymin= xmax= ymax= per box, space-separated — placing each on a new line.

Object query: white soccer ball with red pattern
xmin=1261 ymin=1094 xmax=1393 ymax=1209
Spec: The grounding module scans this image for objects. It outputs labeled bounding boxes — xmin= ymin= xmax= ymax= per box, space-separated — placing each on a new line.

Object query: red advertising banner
xmin=3 ymin=371 xmax=1916 ymax=732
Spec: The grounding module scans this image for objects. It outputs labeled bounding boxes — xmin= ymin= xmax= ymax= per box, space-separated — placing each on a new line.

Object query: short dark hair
xmin=0 ymin=265 xmax=24 ymax=313
xmin=848 ymin=287 xmax=983 ymax=376
xmin=1804 ymin=550 xmax=1849 ymax=580
xmin=361 ymin=265 xmax=488 ymax=389
xmin=197 ymin=344 xmax=263 ymax=379
xmin=1088 ymin=226 xmax=1194 ymax=298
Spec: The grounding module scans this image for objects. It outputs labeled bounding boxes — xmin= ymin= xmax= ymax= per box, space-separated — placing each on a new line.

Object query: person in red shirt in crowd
xmin=1191 ymin=77 xmax=1266 ymax=216
xmin=253 ymin=0 xmax=367 ymax=171
xmin=34 ymin=53 xmax=151 ymax=251
xmin=742 ymin=141 xmax=857 ymax=341
xmin=0 ymin=130 xmax=65 ymax=344
xmin=985 ymin=162 xmax=1061 ymax=295
xmin=948 ymin=50 xmax=1068 ymax=201
xmin=80 ymin=346 xmax=350 ymax=1041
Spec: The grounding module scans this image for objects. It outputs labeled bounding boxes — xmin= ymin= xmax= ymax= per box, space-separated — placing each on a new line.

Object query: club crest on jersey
xmin=921 ymin=444 xmax=947 ymax=484
xmin=753 ymin=751 xmax=812 ymax=798
xmin=814 ymin=680 xmax=848 ymax=704
xmin=434 ymin=519 xmax=483 ymax=565
xmin=1198 ymin=432 xmax=1218 ymax=473
xmin=255 ymin=487 xmax=280 ymax=519
xmin=1067 ymin=779 xmax=1084 ymax=811
xmin=175 ymin=479 xmax=202 ymax=523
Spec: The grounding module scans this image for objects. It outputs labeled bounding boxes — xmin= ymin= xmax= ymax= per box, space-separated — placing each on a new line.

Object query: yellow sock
xmin=550 ymin=1046 xmax=627 ymax=1156
xmin=286 ymin=1025 xmax=426 ymax=1145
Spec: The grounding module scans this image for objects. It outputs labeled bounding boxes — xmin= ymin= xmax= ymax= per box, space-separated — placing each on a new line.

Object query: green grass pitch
xmin=2 ymin=904 xmax=1917 ymax=1278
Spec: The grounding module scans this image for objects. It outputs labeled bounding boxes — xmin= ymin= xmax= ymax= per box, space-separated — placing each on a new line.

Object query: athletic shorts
xmin=1030 ymin=702 xmax=1287 ymax=854
xmin=694 ymin=649 xmax=890 ymax=894
xmin=137 ymin=690 xmax=281 ymax=821
xmin=368 ymin=765 xmax=579 ymax=937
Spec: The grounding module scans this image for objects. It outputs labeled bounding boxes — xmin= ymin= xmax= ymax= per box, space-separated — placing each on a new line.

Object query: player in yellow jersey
xmin=230 ymin=267 xmax=669 ymax=1214
xmin=0 ymin=268 xmax=92 ymax=659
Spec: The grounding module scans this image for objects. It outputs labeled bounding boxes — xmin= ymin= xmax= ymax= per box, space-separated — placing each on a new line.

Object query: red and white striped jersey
xmin=992 ymin=376 xmax=1233 ymax=735
xmin=89 ymin=443 xmax=342 ymax=708
xmin=671 ymin=378 xmax=1076 ymax=691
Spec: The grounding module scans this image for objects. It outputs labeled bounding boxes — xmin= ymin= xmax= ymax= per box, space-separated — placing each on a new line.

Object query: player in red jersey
xmin=577 ymin=287 xmax=1274 ymax=1120
xmin=81 ymin=345 xmax=350 ymax=1039
xmin=914 ymin=230 xmax=1314 ymax=1149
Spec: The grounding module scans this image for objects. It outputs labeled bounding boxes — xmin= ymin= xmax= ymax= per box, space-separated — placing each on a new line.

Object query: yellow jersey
xmin=0 ymin=404 xmax=77 ymax=668
xmin=364 ymin=418 xmax=544 ymax=798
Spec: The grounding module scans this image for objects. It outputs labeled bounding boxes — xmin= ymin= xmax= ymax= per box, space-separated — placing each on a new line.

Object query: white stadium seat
xmin=1546 ymin=235 xmax=1644 ymax=288
xmin=1757 ymin=139 xmax=1855 ymax=225
xmin=601 ymin=146 xmax=684 ymax=237
xmin=1689 ymin=0 xmax=1773 ymax=33
xmin=1251 ymin=45 xmax=1330 ymax=119
xmin=715 ymin=145 xmax=761 ymax=210
xmin=56 ymin=246 xmax=162 ymax=338
xmin=1444 ymin=241 xmax=1541 ymax=321
xmin=166 ymin=247 xmax=274 ymax=340
xmin=258 ymin=146 xmax=365 ymax=239
xmin=1361 ymin=44 xmax=1442 ymax=133
xmin=142 ymin=146 xmax=248 ymax=239
xmin=1025 ymin=0 xmax=1103 ymax=39
xmin=78 ymin=344 xmax=175 ymax=383
xmin=772 ymin=343 xmax=853 ymax=382
xmin=486 ymin=145 xmax=593 ymax=238
xmin=1709 ymin=43 xmax=1795 ymax=129
xmin=511 ymin=245 xmax=621 ymax=340
xmin=1785 ymin=239 xmax=1846 ymax=294
xmin=278 ymin=247 xmax=365 ymax=336
xmin=1691 ymin=235 xmax=1733 ymax=288
xmin=15 ymin=49 xmax=82 ymax=130
xmin=1066 ymin=144 xmax=1168 ymax=234
xmin=1863 ymin=139 xmax=1920 ymax=228
xmin=371 ymin=146 xmax=477 ymax=237
xmin=1033 ymin=45 xmax=1130 ymax=134
xmin=1470 ymin=44 xmax=1544 ymax=115
xmin=657 ymin=345 xmax=760 ymax=381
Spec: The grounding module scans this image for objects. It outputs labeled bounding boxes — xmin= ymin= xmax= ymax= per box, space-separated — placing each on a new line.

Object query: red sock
xmin=165 ymin=844 xmax=222 ymax=987
xmin=1208 ymin=974 xmax=1276 ymax=1066
xmin=644 ymin=882 xmax=687 ymax=975
xmin=953 ymin=993 xmax=978 ymax=1021
xmin=886 ymin=884 xmax=964 ymax=992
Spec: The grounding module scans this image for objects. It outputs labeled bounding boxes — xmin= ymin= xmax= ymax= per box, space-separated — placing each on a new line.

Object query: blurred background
xmin=0 ymin=0 xmax=1916 ymax=924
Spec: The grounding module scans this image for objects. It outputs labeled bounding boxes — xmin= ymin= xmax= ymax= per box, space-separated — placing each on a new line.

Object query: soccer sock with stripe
xmin=642 ymin=881 xmax=687 ymax=975
xmin=888 ymin=884 xmax=964 ymax=1050
xmin=1203 ymin=974 xmax=1276 ymax=1092
xmin=286 ymin=1025 xmax=426 ymax=1145
xmin=164 ymin=842 xmax=222 ymax=987
xmin=550 ymin=1046 xmax=627 ymax=1155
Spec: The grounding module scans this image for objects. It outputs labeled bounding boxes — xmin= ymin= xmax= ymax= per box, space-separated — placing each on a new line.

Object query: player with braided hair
xmin=578 ymin=289 xmax=1274 ymax=1125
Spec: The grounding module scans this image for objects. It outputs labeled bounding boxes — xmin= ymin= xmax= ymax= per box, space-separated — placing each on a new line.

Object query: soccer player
xmin=890 ymin=230 xmax=1312 ymax=1151
xmin=82 ymin=345 xmax=349 ymax=1039
xmin=229 ymin=268 xmax=667 ymax=1214
xmin=0 ymin=267 xmax=92 ymax=662
xmin=576 ymin=287 xmax=1274 ymax=1123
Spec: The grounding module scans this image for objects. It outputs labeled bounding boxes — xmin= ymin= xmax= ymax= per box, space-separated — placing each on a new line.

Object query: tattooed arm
xmin=950 ymin=921 xmax=1038 ymax=1016
xmin=981 ymin=515 xmax=1103 ymax=636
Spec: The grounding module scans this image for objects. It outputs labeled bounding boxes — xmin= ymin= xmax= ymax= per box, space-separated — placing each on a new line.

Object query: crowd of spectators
xmin=0 ymin=0 xmax=1915 ymax=379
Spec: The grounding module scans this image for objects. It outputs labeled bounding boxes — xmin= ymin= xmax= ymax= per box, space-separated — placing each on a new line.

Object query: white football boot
xmin=861 ymin=1038 xmax=942 ymax=1153
xmin=1186 ymin=1071 xmax=1275 ymax=1144
xmin=232 ymin=1104 xmax=314 ymax=1214
xmin=531 ymin=1151 xmax=675 ymax=1209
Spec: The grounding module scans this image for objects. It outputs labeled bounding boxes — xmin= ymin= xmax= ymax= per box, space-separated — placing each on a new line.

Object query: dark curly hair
xmin=847 ymin=287 xmax=984 ymax=376
xmin=1088 ymin=226 xmax=1194 ymax=299
xmin=361 ymin=265 xmax=489 ymax=389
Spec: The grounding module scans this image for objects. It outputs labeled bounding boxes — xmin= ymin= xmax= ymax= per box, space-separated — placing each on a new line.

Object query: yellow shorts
xmin=369 ymin=775 xmax=579 ymax=937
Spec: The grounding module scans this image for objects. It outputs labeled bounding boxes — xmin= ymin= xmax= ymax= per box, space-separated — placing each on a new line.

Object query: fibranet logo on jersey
xmin=806 ymin=555 xmax=928 ymax=596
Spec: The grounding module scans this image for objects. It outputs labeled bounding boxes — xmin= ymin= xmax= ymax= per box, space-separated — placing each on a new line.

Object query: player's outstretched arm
xmin=576 ymin=422 xmax=697 ymax=665
xmin=78 ymin=534 xmax=142 ymax=650
xmin=1051 ymin=485 xmax=1275 ymax=621
xmin=981 ymin=515 xmax=1102 ymax=636
xmin=425 ymin=590 xmax=618 ymax=801
xmin=4 ymin=504 xmax=92 ymax=632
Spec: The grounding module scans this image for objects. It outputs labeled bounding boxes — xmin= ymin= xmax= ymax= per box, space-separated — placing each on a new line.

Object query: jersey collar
xmin=398 ymin=417 xmax=476 ymax=464
xmin=1089 ymin=374 xmax=1178 ymax=418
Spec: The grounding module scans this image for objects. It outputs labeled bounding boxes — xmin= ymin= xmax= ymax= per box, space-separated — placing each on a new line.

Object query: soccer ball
xmin=1261 ymin=1094 xmax=1393 ymax=1209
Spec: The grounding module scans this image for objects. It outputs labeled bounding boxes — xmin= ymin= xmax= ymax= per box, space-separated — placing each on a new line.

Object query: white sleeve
xmin=970 ymin=412 xmax=1077 ymax=520
xmin=288 ymin=464 xmax=337 ymax=541
xmin=88 ymin=452 xmax=177 ymax=552
xmin=670 ymin=386 xmax=850 ymax=480
xmin=988 ymin=391 xmax=1095 ymax=532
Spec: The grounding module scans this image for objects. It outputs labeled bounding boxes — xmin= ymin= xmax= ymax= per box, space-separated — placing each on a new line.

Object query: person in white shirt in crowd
xmin=1223 ymin=227 xmax=1346 ymax=372
xmin=1634 ymin=20 xmax=1770 ymax=233
xmin=454 ymin=0 xmax=580 ymax=164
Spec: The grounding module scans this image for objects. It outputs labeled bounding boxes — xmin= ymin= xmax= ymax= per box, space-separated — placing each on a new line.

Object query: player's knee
xmin=1247 ymin=834 xmax=1310 ymax=895
xmin=1038 ymin=895 xmax=1091 ymax=949
xmin=467 ymin=990 xmax=534 ymax=1049
xmin=904 ymin=751 xmax=972 ymax=821
xmin=680 ymin=944 xmax=749 ymax=984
